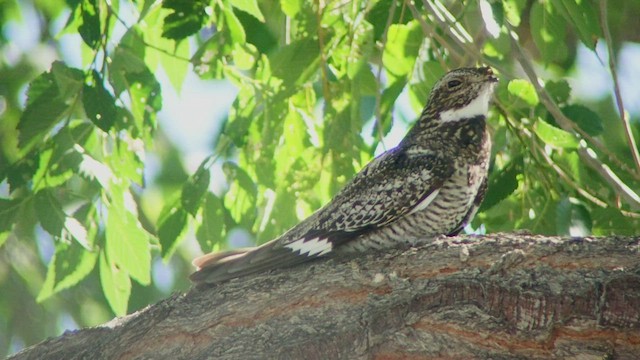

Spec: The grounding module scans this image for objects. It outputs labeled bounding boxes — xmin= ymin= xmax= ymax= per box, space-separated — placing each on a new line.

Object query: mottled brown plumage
xmin=190 ymin=67 xmax=498 ymax=285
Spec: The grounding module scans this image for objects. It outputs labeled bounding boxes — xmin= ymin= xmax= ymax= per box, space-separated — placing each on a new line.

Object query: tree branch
xmin=10 ymin=234 xmax=640 ymax=360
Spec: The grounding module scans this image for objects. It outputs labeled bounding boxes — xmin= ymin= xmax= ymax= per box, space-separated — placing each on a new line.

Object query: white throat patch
xmin=439 ymin=85 xmax=494 ymax=122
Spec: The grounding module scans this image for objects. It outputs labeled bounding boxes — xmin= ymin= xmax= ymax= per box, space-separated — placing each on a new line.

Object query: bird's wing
xmin=190 ymin=148 xmax=453 ymax=285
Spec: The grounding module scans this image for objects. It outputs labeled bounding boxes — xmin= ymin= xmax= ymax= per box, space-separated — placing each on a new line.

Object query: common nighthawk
xmin=190 ymin=67 xmax=498 ymax=285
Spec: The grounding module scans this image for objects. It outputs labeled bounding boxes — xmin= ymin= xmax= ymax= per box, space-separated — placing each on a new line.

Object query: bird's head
xmin=421 ymin=67 xmax=498 ymax=123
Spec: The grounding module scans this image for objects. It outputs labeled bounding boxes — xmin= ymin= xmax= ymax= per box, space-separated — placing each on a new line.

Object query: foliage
xmin=1 ymin=0 xmax=640 ymax=355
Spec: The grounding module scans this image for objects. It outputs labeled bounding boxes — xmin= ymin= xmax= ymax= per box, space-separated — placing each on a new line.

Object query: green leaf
xmin=161 ymin=38 xmax=190 ymax=92
xmin=161 ymin=0 xmax=209 ymax=40
xmin=109 ymin=36 xmax=147 ymax=95
xmin=534 ymin=118 xmax=579 ymax=149
xmin=530 ymin=2 xmax=568 ymax=64
xmin=181 ymin=160 xmax=211 ymax=216
xmin=346 ymin=20 xmax=374 ymax=80
xmin=382 ymin=20 xmax=422 ymax=81
xmin=409 ymin=61 xmax=445 ymax=113
xmin=83 ymin=71 xmax=117 ymax=132
xmin=196 ymin=193 xmax=227 ymax=252
xmin=230 ymin=0 xmax=264 ymax=22
xmin=507 ymin=79 xmax=539 ymax=107
xmin=64 ymin=217 xmax=92 ymax=250
xmin=35 ymin=189 xmax=66 ymax=237
xmin=157 ymin=206 xmax=188 ymax=260
xmin=0 ymin=198 xmax=20 ymax=234
xmin=545 ymin=79 xmax=571 ymax=104
xmin=106 ymin=183 xmax=151 ymax=285
xmin=37 ymin=241 xmax=98 ymax=302
xmin=191 ymin=32 xmax=232 ymax=79
xmin=79 ymin=0 xmax=101 ymax=48
xmin=223 ymin=162 xmax=257 ymax=229
xmin=99 ymin=249 xmax=131 ymax=316
xmin=280 ymin=0 xmax=302 ymax=17
xmin=479 ymin=156 xmax=523 ymax=212
xmin=106 ymin=140 xmax=144 ymax=185
xmin=224 ymin=87 xmax=256 ymax=146
xmin=270 ymin=38 xmax=320 ymax=86
xmin=222 ymin=8 xmax=247 ymax=44
xmin=556 ymin=197 xmax=592 ymax=236
xmin=561 ymin=104 xmax=604 ymax=136
xmin=17 ymin=62 xmax=83 ymax=149
xmin=503 ymin=0 xmax=527 ymax=26
xmin=0 ymin=233 xmax=8 ymax=248
xmin=375 ymin=79 xmax=406 ymax=138
xmin=550 ymin=0 xmax=601 ymax=50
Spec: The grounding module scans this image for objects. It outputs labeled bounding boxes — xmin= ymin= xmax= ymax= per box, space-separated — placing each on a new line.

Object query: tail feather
xmin=189 ymin=241 xmax=316 ymax=285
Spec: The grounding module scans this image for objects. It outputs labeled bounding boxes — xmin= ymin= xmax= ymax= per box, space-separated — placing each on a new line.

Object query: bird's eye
xmin=448 ymin=79 xmax=462 ymax=88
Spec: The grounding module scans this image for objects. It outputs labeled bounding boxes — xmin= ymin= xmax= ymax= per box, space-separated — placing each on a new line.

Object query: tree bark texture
xmin=10 ymin=234 xmax=640 ymax=359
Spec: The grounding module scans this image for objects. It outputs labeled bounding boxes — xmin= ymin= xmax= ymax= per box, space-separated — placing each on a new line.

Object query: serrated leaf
xmin=191 ymin=32 xmax=232 ymax=79
xmin=37 ymin=241 xmax=98 ymax=302
xmin=223 ymin=162 xmax=257 ymax=229
xmin=182 ymin=160 xmax=211 ymax=216
xmin=35 ymin=189 xmax=66 ymax=236
xmin=99 ymin=249 xmax=131 ymax=316
xmin=231 ymin=0 xmax=264 ymax=22
xmin=83 ymin=71 xmax=117 ymax=131
xmin=545 ymin=79 xmax=571 ymax=104
xmin=382 ymin=21 xmax=422 ymax=81
xmin=17 ymin=62 xmax=83 ymax=149
xmin=550 ymin=0 xmax=601 ymax=50
xmin=127 ymin=69 xmax=162 ymax=132
xmin=161 ymin=0 xmax=209 ymax=40
xmin=270 ymin=38 xmax=320 ymax=86
xmin=225 ymin=87 xmax=257 ymax=146
xmin=161 ymin=38 xmax=190 ymax=92
xmin=64 ymin=217 xmax=92 ymax=250
xmin=507 ymin=79 xmax=539 ymax=107
xmin=79 ymin=0 xmax=101 ymax=48
xmin=561 ymin=104 xmax=603 ymax=136
xmin=196 ymin=193 xmax=226 ymax=252
xmin=158 ymin=206 xmax=188 ymax=260
xmin=106 ymin=183 xmax=151 ymax=285
xmin=109 ymin=39 xmax=147 ymax=96
xmin=375 ymin=79 xmax=406 ymax=138
xmin=556 ymin=197 xmax=592 ymax=236
xmin=530 ymin=2 xmax=567 ymax=64
xmin=479 ymin=156 xmax=522 ymax=212
xmin=534 ymin=118 xmax=579 ymax=149
xmin=0 ymin=198 xmax=20 ymax=234
xmin=503 ymin=0 xmax=526 ymax=26
xmin=78 ymin=153 xmax=114 ymax=188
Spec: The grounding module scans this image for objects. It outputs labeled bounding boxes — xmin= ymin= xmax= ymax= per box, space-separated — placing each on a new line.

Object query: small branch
xmin=598 ymin=0 xmax=640 ymax=173
xmin=373 ymin=0 xmax=399 ymax=151
xmin=504 ymin=23 xmax=640 ymax=210
xmin=315 ymin=0 xmax=332 ymax=105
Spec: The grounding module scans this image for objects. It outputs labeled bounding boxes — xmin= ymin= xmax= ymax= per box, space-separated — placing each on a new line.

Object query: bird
xmin=190 ymin=67 xmax=498 ymax=285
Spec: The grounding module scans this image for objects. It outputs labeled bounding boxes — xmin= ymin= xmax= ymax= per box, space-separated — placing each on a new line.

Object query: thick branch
xmin=11 ymin=234 xmax=640 ymax=360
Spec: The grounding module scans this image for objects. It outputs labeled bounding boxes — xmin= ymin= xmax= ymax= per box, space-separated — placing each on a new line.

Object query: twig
xmin=373 ymin=0 xmax=399 ymax=151
xmin=405 ymin=0 xmax=462 ymax=66
xmin=504 ymin=23 xmax=640 ymax=209
xmin=315 ymin=0 xmax=331 ymax=105
xmin=598 ymin=0 xmax=640 ymax=173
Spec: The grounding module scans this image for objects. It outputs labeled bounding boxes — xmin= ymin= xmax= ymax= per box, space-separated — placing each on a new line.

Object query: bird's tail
xmin=189 ymin=241 xmax=312 ymax=285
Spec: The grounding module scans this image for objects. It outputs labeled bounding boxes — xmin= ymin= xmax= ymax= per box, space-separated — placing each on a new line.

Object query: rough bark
xmin=10 ymin=234 xmax=640 ymax=360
